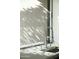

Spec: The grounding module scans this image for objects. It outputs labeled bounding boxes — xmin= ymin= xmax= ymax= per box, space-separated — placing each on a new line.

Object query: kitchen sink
xmin=20 ymin=46 xmax=59 ymax=59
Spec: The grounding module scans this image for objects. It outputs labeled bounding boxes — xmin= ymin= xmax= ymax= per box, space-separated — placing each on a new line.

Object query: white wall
xmin=20 ymin=0 xmax=48 ymax=45
xmin=53 ymin=0 xmax=59 ymax=44
xmin=20 ymin=0 xmax=59 ymax=45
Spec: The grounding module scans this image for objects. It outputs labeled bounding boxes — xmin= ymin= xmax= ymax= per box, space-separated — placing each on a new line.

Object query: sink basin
xmin=41 ymin=47 xmax=59 ymax=53
xmin=20 ymin=48 xmax=59 ymax=59
xmin=47 ymin=47 xmax=59 ymax=53
xmin=20 ymin=45 xmax=59 ymax=59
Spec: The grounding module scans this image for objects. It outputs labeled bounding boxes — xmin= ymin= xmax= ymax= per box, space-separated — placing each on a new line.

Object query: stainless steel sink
xmin=20 ymin=46 xmax=59 ymax=59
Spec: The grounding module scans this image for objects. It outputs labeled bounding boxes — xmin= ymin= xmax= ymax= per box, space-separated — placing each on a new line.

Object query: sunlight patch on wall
xmin=20 ymin=0 xmax=41 ymax=11
xmin=20 ymin=0 xmax=48 ymax=45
